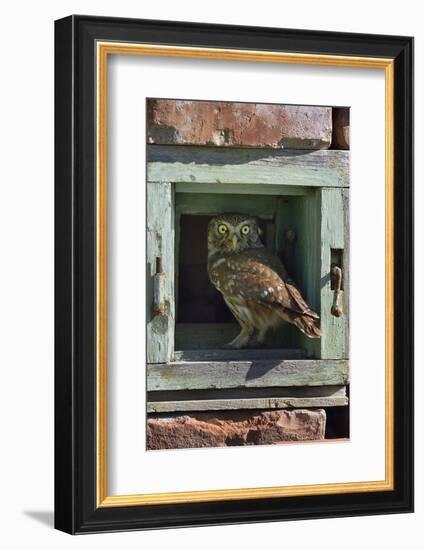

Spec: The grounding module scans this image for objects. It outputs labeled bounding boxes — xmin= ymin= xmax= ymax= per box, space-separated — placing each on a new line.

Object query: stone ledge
xmin=147 ymin=100 xmax=332 ymax=150
xmin=147 ymin=408 xmax=326 ymax=450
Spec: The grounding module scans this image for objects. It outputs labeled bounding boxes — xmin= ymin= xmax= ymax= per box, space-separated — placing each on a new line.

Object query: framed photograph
xmin=54 ymin=15 xmax=413 ymax=534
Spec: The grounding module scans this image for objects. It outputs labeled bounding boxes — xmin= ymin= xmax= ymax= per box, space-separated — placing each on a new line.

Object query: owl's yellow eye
xmin=241 ymin=225 xmax=250 ymax=235
xmin=217 ymin=224 xmax=228 ymax=235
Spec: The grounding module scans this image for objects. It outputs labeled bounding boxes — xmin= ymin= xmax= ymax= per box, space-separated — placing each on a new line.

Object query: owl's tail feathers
xmin=292 ymin=314 xmax=322 ymax=338
xmin=268 ymin=303 xmax=322 ymax=338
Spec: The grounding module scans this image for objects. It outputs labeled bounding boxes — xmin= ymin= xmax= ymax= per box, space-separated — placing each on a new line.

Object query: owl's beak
xmin=231 ymin=235 xmax=238 ymax=250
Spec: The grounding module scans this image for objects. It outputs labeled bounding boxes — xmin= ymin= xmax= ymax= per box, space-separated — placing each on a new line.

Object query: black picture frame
xmin=55 ymin=15 xmax=414 ymax=534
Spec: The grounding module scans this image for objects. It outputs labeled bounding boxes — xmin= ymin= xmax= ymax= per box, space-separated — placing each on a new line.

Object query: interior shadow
xmin=245 ymin=360 xmax=282 ymax=381
xmin=320 ymin=272 xmax=331 ymax=289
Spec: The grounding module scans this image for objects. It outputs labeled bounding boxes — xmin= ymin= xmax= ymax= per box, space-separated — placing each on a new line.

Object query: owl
xmin=207 ymin=213 xmax=322 ymax=349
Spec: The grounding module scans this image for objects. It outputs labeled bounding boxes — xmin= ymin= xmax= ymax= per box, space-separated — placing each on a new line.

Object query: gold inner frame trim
xmin=96 ymin=41 xmax=395 ymax=508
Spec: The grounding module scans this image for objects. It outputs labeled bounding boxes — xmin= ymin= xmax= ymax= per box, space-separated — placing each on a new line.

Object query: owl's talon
xmin=226 ymin=327 xmax=254 ymax=349
xmin=251 ymin=328 xmax=267 ymax=347
xmin=223 ymin=342 xmax=241 ymax=350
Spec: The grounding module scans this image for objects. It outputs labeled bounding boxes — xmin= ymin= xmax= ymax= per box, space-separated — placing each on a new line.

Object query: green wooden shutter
xmin=146 ymin=182 xmax=175 ymax=363
xmin=319 ymin=188 xmax=349 ymax=359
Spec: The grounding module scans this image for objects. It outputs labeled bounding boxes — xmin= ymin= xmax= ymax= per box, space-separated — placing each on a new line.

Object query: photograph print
xmin=146 ymin=98 xmax=350 ymax=451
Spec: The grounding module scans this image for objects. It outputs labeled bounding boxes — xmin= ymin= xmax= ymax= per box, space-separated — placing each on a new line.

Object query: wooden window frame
xmin=146 ymin=143 xmax=349 ymax=364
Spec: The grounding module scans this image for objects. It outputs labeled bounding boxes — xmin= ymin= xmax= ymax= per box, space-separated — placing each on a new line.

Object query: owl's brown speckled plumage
xmin=207 ymin=213 xmax=321 ymax=348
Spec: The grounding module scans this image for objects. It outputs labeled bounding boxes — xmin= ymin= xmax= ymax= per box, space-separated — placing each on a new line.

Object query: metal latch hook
xmin=331 ymin=265 xmax=343 ymax=317
xmin=153 ymin=256 xmax=166 ymax=317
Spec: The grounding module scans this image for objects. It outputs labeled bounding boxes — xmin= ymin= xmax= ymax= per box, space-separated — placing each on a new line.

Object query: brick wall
xmin=147 ymin=99 xmax=349 ymax=150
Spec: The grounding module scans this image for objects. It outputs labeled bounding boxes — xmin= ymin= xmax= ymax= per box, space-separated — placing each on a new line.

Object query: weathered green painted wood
xmin=174 ymin=323 xmax=245 ymax=351
xmin=175 ymin=193 xmax=277 ymax=219
xmin=149 ymin=384 xmax=347 ymax=400
xmin=320 ymin=188 xmax=347 ymax=359
xmin=342 ymin=188 xmax=350 ymax=356
xmin=302 ymin=192 xmax=322 ymax=358
xmin=273 ymin=193 xmax=321 ymax=356
xmin=174 ymin=208 xmax=181 ymax=320
xmin=147 ymin=394 xmax=348 ymax=413
xmin=147 ymin=145 xmax=349 ymax=187
xmin=147 ymin=359 xmax=349 ymax=391
xmin=274 ymin=196 xmax=309 ymax=351
xmin=173 ymin=347 xmax=306 ymax=362
xmin=175 ymin=182 xmax=309 ymax=196
xmin=175 ymin=322 xmax=308 ymax=355
xmin=146 ymin=182 xmax=175 ymax=363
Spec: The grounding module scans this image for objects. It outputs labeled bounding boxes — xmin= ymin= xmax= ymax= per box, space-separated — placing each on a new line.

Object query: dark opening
xmin=177 ymin=215 xmax=230 ymax=323
xmin=324 ymin=404 xmax=350 ymax=439
xmin=174 ymin=200 xmax=315 ymax=354
xmin=177 ymin=214 xmax=270 ymax=323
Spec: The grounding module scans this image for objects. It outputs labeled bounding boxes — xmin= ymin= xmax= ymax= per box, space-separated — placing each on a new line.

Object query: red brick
xmin=147 ymin=100 xmax=332 ymax=150
xmin=147 ymin=409 xmax=326 ymax=450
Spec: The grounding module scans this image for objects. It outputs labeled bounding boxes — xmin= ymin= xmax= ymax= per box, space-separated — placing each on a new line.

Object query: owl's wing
xmin=283 ymin=282 xmax=320 ymax=319
xmin=245 ymin=248 xmax=319 ymax=319
xmin=212 ymin=250 xmax=319 ymax=319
